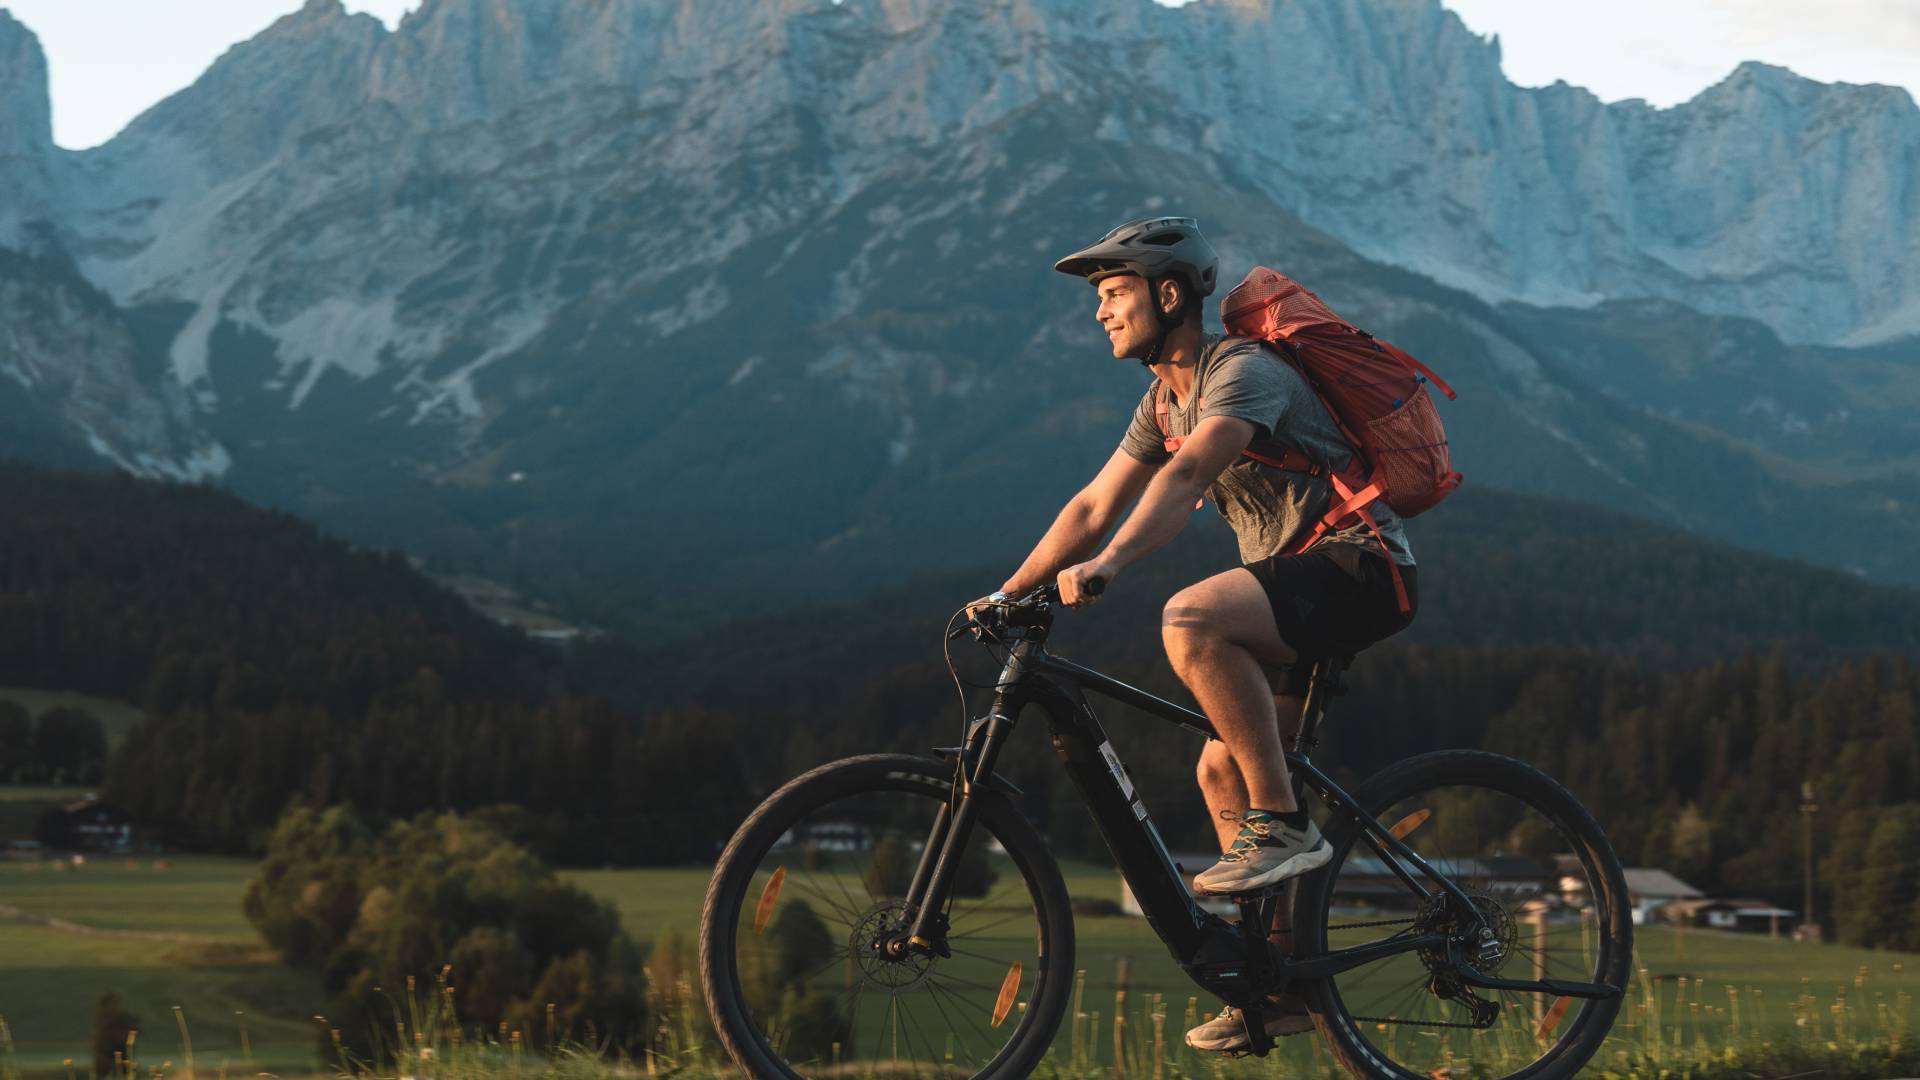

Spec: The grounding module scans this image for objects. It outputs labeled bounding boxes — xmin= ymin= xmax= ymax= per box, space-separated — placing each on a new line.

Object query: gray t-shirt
xmin=1119 ymin=335 xmax=1415 ymax=567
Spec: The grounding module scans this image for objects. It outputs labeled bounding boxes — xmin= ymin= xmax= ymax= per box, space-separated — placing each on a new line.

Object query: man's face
xmin=1094 ymin=274 xmax=1158 ymax=360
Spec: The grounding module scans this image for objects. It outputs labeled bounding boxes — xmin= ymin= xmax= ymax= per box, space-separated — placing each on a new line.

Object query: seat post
xmin=1291 ymin=655 xmax=1350 ymax=758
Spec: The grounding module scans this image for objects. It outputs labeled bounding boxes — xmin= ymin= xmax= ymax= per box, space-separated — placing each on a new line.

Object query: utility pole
xmin=1800 ymin=780 xmax=1819 ymax=941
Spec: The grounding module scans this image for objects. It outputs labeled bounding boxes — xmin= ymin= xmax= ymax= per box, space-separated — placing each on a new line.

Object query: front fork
xmin=900 ymin=695 xmax=1018 ymax=953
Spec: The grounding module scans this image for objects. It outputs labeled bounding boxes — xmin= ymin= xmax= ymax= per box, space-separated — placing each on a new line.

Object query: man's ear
xmin=1157 ymin=277 xmax=1183 ymax=318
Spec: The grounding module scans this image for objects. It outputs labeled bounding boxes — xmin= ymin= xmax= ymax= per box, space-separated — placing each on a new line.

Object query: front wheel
xmin=699 ymin=754 xmax=1076 ymax=1079
xmin=1292 ymin=750 xmax=1633 ymax=1079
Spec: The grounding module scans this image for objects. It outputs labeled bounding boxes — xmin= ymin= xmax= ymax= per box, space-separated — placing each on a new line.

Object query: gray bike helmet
xmin=1053 ymin=216 xmax=1219 ymax=304
xmin=1055 ymin=216 xmax=1218 ymax=363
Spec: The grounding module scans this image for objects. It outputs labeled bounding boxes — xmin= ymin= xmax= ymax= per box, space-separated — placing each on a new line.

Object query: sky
xmin=4 ymin=0 xmax=1917 ymax=150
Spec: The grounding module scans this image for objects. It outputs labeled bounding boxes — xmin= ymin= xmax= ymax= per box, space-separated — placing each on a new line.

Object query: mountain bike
xmin=699 ymin=583 xmax=1631 ymax=1078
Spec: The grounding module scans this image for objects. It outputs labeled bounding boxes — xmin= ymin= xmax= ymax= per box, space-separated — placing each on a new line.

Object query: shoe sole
xmin=1184 ymin=1015 xmax=1316 ymax=1052
xmin=1192 ymin=842 xmax=1333 ymax=896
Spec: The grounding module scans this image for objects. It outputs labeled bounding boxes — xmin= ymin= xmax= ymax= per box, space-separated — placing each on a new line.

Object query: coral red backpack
xmin=1156 ymin=267 xmax=1462 ymax=612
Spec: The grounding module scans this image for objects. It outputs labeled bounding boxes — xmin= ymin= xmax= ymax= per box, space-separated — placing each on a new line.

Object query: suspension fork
xmin=901 ymin=658 xmax=1028 ymax=951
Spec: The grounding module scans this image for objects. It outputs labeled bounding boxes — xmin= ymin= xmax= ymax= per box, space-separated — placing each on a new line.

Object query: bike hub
xmin=852 ymin=902 xmax=937 ymax=989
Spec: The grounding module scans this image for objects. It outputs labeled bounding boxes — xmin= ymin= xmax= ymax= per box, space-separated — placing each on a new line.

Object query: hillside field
xmin=0 ymin=688 xmax=146 ymax=751
xmin=1 ymin=855 xmax=1913 ymax=1077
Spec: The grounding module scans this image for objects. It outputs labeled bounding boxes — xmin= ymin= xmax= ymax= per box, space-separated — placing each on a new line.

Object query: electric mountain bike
xmin=699 ymin=583 xmax=1631 ymax=1079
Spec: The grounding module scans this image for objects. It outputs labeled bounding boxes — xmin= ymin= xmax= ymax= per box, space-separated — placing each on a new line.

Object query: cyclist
xmin=980 ymin=216 xmax=1419 ymax=1051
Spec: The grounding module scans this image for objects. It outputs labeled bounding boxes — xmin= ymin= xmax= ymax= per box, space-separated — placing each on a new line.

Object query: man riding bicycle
xmin=982 ymin=217 xmax=1420 ymax=1051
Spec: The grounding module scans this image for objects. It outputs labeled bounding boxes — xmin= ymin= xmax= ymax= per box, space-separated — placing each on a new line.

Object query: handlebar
xmin=952 ymin=577 xmax=1106 ymax=642
xmin=1015 ymin=576 xmax=1105 ymax=606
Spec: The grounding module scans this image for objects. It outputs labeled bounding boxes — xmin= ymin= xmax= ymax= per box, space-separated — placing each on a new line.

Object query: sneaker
xmin=1191 ymin=809 xmax=1331 ymax=896
xmin=1183 ymin=997 xmax=1315 ymax=1052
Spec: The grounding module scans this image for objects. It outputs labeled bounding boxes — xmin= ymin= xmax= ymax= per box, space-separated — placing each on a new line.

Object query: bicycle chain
xmin=1334 ymin=915 xmax=1499 ymax=1033
xmin=1348 ymin=1014 xmax=1497 ymax=1030
xmin=1323 ymin=917 xmax=1417 ymax=930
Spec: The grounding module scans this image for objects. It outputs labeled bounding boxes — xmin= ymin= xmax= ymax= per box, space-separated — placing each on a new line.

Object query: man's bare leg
xmin=1163 ymin=568 xmax=1299 ymax=811
xmin=1190 ymin=689 xmax=1315 ymax=1035
xmin=1197 ymin=694 xmax=1308 ymax=943
xmin=1195 ymin=739 xmax=1249 ymax=850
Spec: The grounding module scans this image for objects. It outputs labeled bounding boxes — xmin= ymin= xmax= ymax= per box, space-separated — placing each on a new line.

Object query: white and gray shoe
xmin=1183 ymin=997 xmax=1315 ymax=1053
xmin=1191 ymin=809 xmax=1331 ymax=896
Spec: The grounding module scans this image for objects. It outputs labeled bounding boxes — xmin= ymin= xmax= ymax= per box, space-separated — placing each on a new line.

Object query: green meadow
xmin=0 ymin=857 xmax=320 ymax=1076
xmin=2 ymin=854 xmax=1914 ymax=1077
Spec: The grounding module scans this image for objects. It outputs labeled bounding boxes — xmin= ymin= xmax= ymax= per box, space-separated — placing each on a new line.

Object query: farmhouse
xmin=1662 ymin=897 xmax=1799 ymax=933
xmin=1558 ymin=857 xmax=1704 ymax=925
xmin=40 ymin=797 xmax=134 ymax=853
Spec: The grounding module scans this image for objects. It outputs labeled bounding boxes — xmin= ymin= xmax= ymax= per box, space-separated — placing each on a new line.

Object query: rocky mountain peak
xmin=0 ymin=8 xmax=50 ymax=144
xmin=105 ymin=0 xmax=385 ymax=177
xmin=0 ymin=8 xmax=52 ymax=243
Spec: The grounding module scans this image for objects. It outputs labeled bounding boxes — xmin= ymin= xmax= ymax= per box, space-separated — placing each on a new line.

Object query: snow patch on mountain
xmin=406 ymin=305 xmax=552 ymax=425
xmin=274 ymin=296 xmax=400 ymax=407
xmin=1840 ymin=301 xmax=1920 ymax=347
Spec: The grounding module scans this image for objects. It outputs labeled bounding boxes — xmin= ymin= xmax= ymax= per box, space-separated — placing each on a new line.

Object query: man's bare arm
xmin=998 ymin=447 xmax=1159 ymax=595
xmin=1055 ymin=415 xmax=1254 ymax=606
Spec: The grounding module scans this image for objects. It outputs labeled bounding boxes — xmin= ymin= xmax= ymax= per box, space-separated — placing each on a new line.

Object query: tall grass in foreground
xmin=2 ymin=961 xmax=1913 ymax=1079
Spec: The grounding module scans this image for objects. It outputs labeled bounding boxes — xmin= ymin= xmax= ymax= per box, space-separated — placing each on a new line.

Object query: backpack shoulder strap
xmin=1155 ymin=360 xmax=1320 ymax=475
xmin=1284 ymin=472 xmax=1411 ymax=613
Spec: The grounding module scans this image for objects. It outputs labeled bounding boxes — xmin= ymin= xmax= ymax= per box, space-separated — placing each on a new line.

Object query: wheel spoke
xmin=1314 ymin=764 xmax=1628 ymax=1079
xmin=706 ymin=760 xmax=1058 ymax=1078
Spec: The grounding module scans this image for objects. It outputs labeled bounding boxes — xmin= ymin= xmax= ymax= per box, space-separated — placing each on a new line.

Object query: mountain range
xmin=0 ymin=0 xmax=1916 ymax=637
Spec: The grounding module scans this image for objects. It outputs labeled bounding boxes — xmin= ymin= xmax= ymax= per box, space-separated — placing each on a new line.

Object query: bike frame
xmin=899 ymin=631 xmax=1620 ymax=1012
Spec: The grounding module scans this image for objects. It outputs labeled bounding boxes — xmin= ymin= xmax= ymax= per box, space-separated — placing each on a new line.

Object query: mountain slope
xmin=0 ymin=458 xmax=753 ymax=861
xmin=619 ymin=481 xmax=1920 ymax=720
xmin=0 ymin=0 xmax=1914 ymax=637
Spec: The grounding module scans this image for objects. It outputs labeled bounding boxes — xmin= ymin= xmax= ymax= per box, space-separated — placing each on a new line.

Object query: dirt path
xmin=0 ymin=901 xmax=225 ymax=945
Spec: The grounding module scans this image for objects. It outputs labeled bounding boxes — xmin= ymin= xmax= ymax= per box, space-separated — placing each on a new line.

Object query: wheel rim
xmin=720 ymin=774 xmax=1054 ymax=1078
xmin=1321 ymin=780 xmax=1625 ymax=1078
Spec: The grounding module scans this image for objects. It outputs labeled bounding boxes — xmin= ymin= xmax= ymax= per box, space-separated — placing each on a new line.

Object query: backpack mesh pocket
xmin=1366 ymin=384 xmax=1453 ymax=517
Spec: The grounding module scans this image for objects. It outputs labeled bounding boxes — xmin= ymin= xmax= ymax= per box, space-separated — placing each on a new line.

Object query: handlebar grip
xmin=1087 ymin=577 xmax=1106 ymax=596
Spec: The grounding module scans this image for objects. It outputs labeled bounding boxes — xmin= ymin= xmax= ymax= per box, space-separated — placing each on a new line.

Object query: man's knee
xmin=1162 ymin=590 xmax=1225 ymax=672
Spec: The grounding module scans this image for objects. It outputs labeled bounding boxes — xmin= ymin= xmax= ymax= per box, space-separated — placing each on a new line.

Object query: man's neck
xmin=1147 ymin=324 xmax=1206 ymax=402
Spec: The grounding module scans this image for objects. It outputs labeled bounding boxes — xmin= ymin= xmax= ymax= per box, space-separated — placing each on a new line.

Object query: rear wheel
xmin=699 ymin=754 xmax=1075 ymax=1079
xmin=1293 ymin=750 xmax=1632 ymax=1079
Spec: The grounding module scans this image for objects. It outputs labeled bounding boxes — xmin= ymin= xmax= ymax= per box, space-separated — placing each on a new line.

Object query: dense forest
xmin=0 ymin=462 xmax=747 ymax=860
xmin=2 ymin=460 xmax=1917 ymax=947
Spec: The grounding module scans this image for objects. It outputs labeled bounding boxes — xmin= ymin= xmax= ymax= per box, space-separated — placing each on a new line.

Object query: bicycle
xmin=699 ymin=582 xmax=1632 ymax=1078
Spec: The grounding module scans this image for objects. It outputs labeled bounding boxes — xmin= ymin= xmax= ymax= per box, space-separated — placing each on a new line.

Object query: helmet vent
xmin=1141 ymin=231 xmax=1185 ymax=246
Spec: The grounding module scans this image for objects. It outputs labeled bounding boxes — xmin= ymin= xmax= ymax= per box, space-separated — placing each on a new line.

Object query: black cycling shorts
xmin=1242 ymin=543 xmax=1418 ymax=697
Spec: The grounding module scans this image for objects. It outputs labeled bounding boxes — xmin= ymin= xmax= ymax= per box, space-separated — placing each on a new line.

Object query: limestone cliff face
xmin=0 ymin=9 xmax=53 ymax=245
xmin=28 ymin=0 xmax=1916 ymax=368
xmin=0 ymin=0 xmax=1915 ymax=609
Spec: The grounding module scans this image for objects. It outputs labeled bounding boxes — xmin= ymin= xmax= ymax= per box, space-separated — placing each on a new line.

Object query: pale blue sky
xmin=6 ymin=0 xmax=1917 ymax=150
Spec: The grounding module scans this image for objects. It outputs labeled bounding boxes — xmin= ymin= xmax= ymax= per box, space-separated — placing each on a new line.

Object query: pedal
xmin=1237 ymin=1002 xmax=1276 ymax=1057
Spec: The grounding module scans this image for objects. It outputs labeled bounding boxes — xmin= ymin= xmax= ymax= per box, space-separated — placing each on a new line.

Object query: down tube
xmin=1043 ymin=697 xmax=1213 ymax=960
